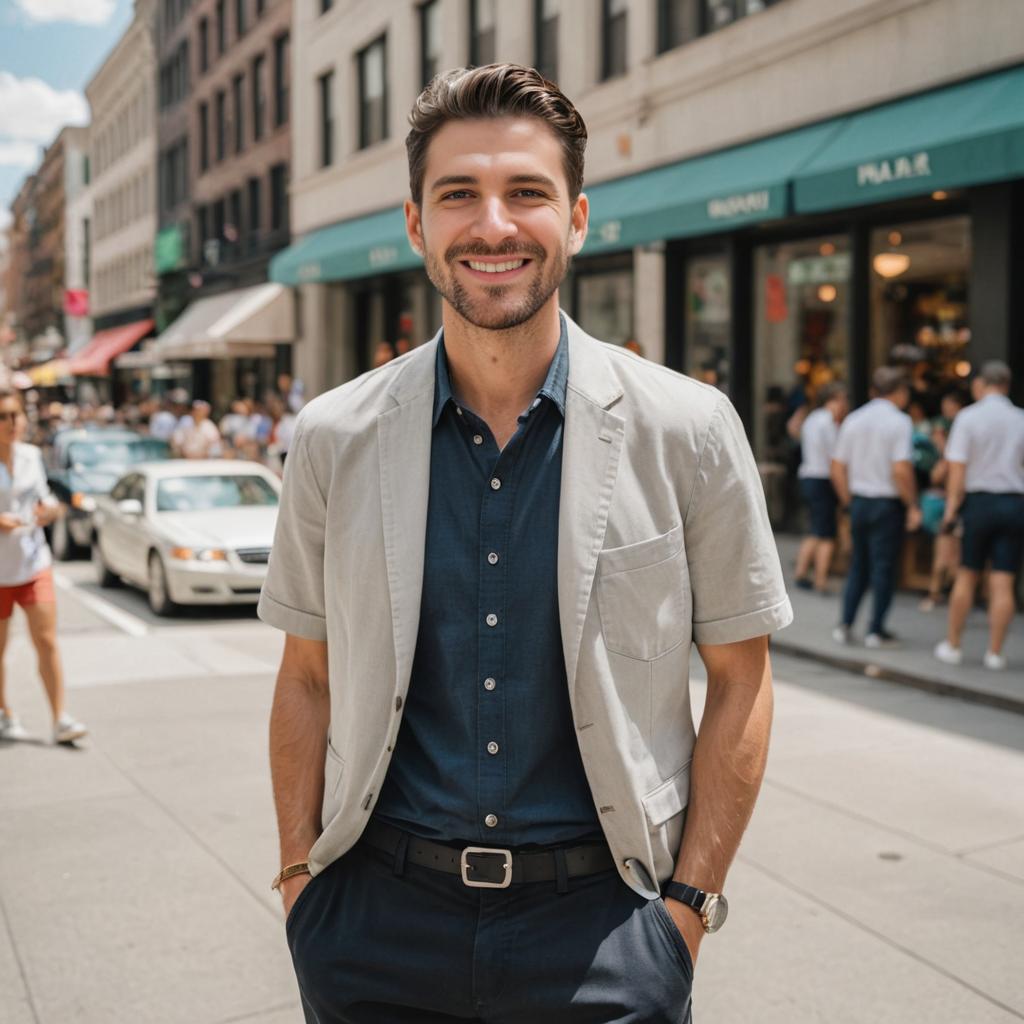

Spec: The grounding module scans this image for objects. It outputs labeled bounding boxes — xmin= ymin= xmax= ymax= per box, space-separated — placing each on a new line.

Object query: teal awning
xmin=270 ymin=206 xmax=421 ymax=285
xmin=582 ymin=120 xmax=843 ymax=254
xmin=794 ymin=64 xmax=1024 ymax=213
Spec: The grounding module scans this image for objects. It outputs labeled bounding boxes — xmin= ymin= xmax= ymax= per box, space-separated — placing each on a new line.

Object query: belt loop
xmin=392 ymin=832 xmax=409 ymax=877
xmin=554 ymin=847 xmax=569 ymax=895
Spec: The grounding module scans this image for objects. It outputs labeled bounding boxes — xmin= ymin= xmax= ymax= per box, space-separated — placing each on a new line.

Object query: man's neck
xmin=441 ymin=299 xmax=562 ymax=439
xmin=0 ymin=442 xmax=13 ymax=463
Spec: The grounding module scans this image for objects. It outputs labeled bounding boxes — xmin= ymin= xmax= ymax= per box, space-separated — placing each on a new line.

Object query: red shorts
xmin=0 ymin=568 xmax=56 ymax=620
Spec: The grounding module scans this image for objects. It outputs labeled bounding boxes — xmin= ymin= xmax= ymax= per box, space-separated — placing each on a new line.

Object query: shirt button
xmin=486 ymin=613 xmax=498 ymax=627
xmin=473 ymin=434 xmax=483 ymax=445
xmin=487 ymin=741 xmax=499 ymax=755
xmin=487 ymin=552 xmax=499 ymax=565
xmin=483 ymin=677 xmax=497 ymax=691
xmin=490 ymin=477 xmax=501 ymax=491
xmin=484 ymin=814 xmax=498 ymax=828
xmin=456 ymin=407 xmax=463 ymax=417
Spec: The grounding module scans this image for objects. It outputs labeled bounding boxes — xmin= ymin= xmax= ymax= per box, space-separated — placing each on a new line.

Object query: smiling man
xmin=260 ymin=64 xmax=792 ymax=1024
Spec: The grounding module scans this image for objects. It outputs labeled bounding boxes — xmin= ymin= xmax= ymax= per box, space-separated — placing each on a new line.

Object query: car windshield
xmin=68 ymin=439 xmax=170 ymax=469
xmin=155 ymin=475 xmax=279 ymax=512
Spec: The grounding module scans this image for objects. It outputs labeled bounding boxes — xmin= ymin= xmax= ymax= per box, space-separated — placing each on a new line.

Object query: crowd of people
xmin=792 ymin=359 xmax=1024 ymax=670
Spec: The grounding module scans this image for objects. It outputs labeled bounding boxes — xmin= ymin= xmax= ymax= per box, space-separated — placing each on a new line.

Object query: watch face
xmin=704 ymin=894 xmax=729 ymax=932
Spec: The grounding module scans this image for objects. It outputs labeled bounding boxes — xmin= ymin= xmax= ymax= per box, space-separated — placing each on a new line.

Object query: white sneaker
xmin=934 ymin=640 xmax=963 ymax=665
xmin=54 ymin=714 xmax=88 ymax=744
xmin=865 ymin=630 xmax=899 ymax=649
xmin=983 ymin=651 xmax=1007 ymax=671
xmin=0 ymin=710 xmax=28 ymax=741
xmin=832 ymin=625 xmax=852 ymax=645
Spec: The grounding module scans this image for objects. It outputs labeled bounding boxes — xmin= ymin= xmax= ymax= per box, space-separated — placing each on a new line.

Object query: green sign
xmin=154 ymin=225 xmax=185 ymax=275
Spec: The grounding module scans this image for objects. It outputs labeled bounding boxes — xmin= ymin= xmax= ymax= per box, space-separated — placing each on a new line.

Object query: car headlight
xmin=71 ymin=492 xmax=96 ymax=512
xmin=169 ymin=547 xmax=228 ymax=562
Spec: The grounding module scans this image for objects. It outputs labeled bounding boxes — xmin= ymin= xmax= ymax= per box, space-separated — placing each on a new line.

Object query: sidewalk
xmin=773 ymin=535 xmax=1024 ymax=714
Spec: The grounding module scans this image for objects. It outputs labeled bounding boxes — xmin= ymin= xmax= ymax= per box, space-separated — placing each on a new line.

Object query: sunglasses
xmin=0 ymin=412 xmax=18 ymax=423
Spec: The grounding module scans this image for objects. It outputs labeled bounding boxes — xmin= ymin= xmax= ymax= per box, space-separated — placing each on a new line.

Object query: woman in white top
xmin=794 ymin=383 xmax=848 ymax=593
xmin=0 ymin=389 xmax=87 ymax=744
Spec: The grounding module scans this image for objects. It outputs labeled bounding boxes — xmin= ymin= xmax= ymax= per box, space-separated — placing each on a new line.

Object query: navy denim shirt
xmin=375 ymin=317 xmax=601 ymax=846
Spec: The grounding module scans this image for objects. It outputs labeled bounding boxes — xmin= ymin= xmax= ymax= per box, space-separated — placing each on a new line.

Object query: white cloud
xmin=0 ymin=72 xmax=89 ymax=143
xmin=14 ymin=0 xmax=115 ymax=25
xmin=0 ymin=141 xmax=41 ymax=168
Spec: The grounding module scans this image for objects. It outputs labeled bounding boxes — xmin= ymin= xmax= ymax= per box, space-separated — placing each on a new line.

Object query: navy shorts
xmin=800 ymin=477 xmax=838 ymax=539
xmin=286 ymin=840 xmax=694 ymax=1023
xmin=960 ymin=492 xmax=1024 ymax=573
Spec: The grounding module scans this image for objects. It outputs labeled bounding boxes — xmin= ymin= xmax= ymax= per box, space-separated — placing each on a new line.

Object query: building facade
xmin=278 ymin=0 xmax=1024 ymax=527
xmin=62 ymin=125 xmax=93 ymax=355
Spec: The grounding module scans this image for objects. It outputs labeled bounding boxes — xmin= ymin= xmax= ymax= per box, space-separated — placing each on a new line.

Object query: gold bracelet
xmin=271 ymin=862 xmax=311 ymax=891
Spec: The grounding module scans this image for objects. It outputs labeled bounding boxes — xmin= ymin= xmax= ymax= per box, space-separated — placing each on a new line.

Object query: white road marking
xmin=53 ymin=570 xmax=150 ymax=637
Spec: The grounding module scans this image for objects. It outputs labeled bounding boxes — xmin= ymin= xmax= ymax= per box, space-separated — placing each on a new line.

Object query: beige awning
xmin=152 ymin=283 xmax=294 ymax=361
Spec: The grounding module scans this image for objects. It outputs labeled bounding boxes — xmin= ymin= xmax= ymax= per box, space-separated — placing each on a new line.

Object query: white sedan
xmin=91 ymin=460 xmax=281 ymax=615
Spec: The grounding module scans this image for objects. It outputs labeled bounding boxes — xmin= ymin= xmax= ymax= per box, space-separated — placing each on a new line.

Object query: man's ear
xmin=405 ymin=198 xmax=424 ymax=257
xmin=568 ymin=192 xmax=589 ymax=257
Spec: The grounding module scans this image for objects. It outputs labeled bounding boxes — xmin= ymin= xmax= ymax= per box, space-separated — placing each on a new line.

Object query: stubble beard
xmin=424 ymin=237 xmax=571 ymax=332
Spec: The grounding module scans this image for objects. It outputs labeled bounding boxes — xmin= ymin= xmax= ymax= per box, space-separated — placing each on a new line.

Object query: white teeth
xmin=467 ymin=259 xmax=526 ymax=273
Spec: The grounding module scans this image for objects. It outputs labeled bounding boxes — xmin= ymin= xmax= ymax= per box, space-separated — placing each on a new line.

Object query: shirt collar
xmin=432 ymin=314 xmax=569 ymax=427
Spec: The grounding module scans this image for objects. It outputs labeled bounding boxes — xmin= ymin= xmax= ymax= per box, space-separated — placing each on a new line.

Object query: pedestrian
xmin=918 ymin=416 xmax=961 ymax=612
xmin=0 ymin=391 xmax=87 ymax=745
xmin=259 ymin=64 xmax=793 ymax=1024
xmin=934 ymin=361 xmax=1024 ymax=670
xmin=831 ymin=366 xmax=922 ymax=648
xmin=149 ymin=393 xmax=183 ymax=442
xmin=173 ymin=400 xmax=223 ymax=459
xmin=793 ymin=382 xmax=848 ymax=593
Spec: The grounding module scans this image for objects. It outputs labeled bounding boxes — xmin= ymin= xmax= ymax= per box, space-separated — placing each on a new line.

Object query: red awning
xmin=68 ymin=319 xmax=155 ymax=377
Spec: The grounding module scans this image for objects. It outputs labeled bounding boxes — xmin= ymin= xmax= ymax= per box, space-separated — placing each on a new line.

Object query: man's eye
xmin=516 ymin=190 xmax=544 ymax=198
xmin=442 ymin=190 xmax=472 ymax=200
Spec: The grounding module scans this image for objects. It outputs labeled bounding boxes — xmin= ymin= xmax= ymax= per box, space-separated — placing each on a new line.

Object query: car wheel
xmin=147 ymin=552 xmax=176 ymax=616
xmin=92 ymin=539 xmax=120 ymax=588
xmin=51 ymin=513 xmax=79 ymax=561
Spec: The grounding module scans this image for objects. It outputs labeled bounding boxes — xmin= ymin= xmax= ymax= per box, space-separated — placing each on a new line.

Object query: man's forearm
xmin=269 ymin=671 xmax=330 ymax=866
xmin=673 ymin=649 xmax=773 ymax=892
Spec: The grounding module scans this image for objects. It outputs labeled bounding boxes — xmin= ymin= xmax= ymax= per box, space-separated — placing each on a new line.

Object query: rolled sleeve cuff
xmin=257 ymin=589 xmax=328 ymax=641
xmin=693 ymin=596 xmax=794 ymax=646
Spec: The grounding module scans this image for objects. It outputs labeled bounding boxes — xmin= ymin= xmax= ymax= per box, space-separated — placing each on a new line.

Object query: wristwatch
xmin=663 ymin=881 xmax=729 ymax=933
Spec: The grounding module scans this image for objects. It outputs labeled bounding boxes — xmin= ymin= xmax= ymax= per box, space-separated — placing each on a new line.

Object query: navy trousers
xmin=286 ymin=841 xmax=694 ymax=1023
xmin=841 ymin=496 xmax=905 ymax=633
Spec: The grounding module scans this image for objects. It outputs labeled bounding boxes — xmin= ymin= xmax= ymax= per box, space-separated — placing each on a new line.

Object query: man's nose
xmin=471 ymin=196 xmax=517 ymax=246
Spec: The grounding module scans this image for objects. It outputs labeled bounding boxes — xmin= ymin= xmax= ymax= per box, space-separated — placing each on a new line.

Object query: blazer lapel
xmin=558 ymin=317 xmax=625 ymax=701
xmin=377 ymin=341 xmax=437 ymax=694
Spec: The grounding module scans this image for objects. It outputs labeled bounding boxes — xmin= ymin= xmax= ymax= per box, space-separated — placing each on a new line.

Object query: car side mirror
xmin=117 ymin=499 xmax=143 ymax=516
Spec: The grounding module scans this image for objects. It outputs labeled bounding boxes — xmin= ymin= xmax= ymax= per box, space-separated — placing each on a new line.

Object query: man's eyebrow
xmin=428 ymin=173 xmax=560 ymax=192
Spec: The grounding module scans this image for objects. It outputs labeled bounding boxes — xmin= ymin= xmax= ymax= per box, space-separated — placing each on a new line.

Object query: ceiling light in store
xmin=819 ymin=242 xmax=836 ymax=256
xmin=888 ymin=231 xmax=902 ymax=246
xmin=817 ymin=284 xmax=838 ymax=303
xmin=955 ymin=361 xmax=971 ymax=378
xmin=932 ymin=190 xmax=949 ymax=201
xmin=873 ymin=252 xmax=911 ymax=278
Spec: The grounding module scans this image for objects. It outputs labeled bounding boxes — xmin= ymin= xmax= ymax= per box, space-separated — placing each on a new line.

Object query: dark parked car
xmin=45 ymin=428 xmax=172 ymax=560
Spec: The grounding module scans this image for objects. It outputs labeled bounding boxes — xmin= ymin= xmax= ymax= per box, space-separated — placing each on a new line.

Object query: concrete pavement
xmin=1 ymin=564 xmax=1022 ymax=1022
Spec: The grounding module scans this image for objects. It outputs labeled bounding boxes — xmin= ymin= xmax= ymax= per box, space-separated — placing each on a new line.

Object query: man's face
xmin=406 ymin=117 xmax=588 ymax=332
xmin=0 ymin=398 xmax=20 ymax=443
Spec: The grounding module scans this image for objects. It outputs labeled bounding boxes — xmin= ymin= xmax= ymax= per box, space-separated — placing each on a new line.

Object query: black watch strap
xmin=663 ymin=881 xmax=706 ymax=911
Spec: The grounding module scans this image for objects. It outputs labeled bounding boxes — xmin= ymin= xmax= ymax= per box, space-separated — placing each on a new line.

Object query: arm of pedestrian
xmin=667 ymin=635 xmax=774 ymax=965
xmin=829 ymin=458 xmax=851 ymax=508
xmin=942 ymin=460 xmax=967 ymax=524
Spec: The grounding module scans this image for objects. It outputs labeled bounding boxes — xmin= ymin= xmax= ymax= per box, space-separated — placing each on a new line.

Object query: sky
xmin=0 ymin=0 xmax=133 ymax=231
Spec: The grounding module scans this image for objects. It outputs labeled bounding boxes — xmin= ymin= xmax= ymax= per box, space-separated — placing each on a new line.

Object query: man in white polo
xmin=935 ymin=361 xmax=1024 ymax=670
xmin=831 ymin=367 xmax=921 ymax=648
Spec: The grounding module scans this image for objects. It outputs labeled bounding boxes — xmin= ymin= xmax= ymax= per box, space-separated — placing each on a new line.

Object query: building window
xmin=215 ymin=90 xmax=227 ymax=161
xmin=199 ymin=16 xmax=209 ymax=71
xmin=248 ymin=176 xmax=261 ymax=234
xmin=274 ymin=33 xmax=289 ymax=127
xmin=229 ymin=188 xmax=242 ymax=252
xmin=358 ymin=36 xmax=387 ymax=149
xmin=703 ymin=0 xmax=779 ymax=33
xmin=534 ymin=0 xmax=558 ymax=82
xmin=82 ymin=217 xmax=91 ymax=288
xmin=469 ymin=0 xmax=496 ymax=67
xmin=269 ymin=163 xmax=288 ymax=233
xmin=256 ymin=0 xmax=266 ymax=14
xmin=602 ymin=0 xmax=628 ymax=80
xmin=236 ymin=0 xmax=247 ymax=37
xmin=657 ymin=0 xmax=699 ymax=51
xmin=233 ymin=73 xmax=245 ymax=152
xmin=252 ymin=53 xmax=267 ymax=140
xmin=420 ymin=1 xmax=441 ymax=88
xmin=318 ymin=70 xmax=334 ymax=168
xmin=683 ymin=252 xmax=731 ymax=392
xmin=197 ymin=203 xmax=209 ymax=250
xmin=321 ymin=0 xmax=333 ymax=11
xmin=199 ymin=101 xmax=210 ymax=170
xmin=216 ymin=0 xmax=227 ymax=54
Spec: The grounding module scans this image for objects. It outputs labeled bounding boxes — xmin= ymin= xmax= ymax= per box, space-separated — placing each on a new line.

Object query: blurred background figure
xmin=173 ymin=400 xmax=222 ymax=459
xmin=372 ymin=341 xmax=396 ymax=368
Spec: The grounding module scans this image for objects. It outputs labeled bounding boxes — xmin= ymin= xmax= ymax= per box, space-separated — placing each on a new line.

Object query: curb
xmin=771 ymin=640 xmax=1024 ymax=716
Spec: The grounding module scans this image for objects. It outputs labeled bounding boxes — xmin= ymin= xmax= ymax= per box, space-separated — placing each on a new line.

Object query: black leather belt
xmin=360 ymin=819 xmax=615 ymax=889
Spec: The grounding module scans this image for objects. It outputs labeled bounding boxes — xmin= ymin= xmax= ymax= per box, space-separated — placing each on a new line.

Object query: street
xmin=1 ymin=565 xmax=1022 ymax=1024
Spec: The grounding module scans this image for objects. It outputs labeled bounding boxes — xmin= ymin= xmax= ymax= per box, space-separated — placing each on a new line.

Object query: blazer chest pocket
xmin=596 ymin=524 xmax=688 ymax=661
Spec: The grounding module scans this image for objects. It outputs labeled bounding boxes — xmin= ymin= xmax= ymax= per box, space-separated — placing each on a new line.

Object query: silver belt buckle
xmin=460 ymin=846 xmax=513 ymax=888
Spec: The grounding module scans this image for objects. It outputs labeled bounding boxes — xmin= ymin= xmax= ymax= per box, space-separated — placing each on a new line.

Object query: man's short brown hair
xmin=979 ymin=360 xmax=1012 ymax=389
xmin=872 ymin=366 xmax=909 ymax=396
xmin=406 ymin=64 xmax=588 ymax=207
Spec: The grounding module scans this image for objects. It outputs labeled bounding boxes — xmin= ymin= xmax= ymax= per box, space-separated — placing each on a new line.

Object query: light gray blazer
xmin=258 ymin=314 xmax=792 ymax=898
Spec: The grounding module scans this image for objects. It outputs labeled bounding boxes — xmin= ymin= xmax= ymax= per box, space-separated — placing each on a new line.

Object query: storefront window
xmin=869 ymin=215 xmax=970 ymax=414
xmin=684 ymin=253 xmax=730 ymax=390
xmin=575 ymin=266 xmax=634 ymax=347
xmin=753 ymin=234 xmax=850 ymax=526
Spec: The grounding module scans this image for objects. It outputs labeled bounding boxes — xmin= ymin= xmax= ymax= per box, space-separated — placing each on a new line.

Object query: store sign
xmin=368 ymin=246 xmax=399 ymax=268
xmin=857 ymin=152 xmax=931 ymax=188
xmin=63 ymin=289 xmax=89 ymax=317
xmin=155 ymin=225 xmax=185 ymax=275
xmin=297 ymin=262 xmax=322 ymax=283
xmin=788 ymin=253 xmax=852 ymax=285
xmin=597 ymin=220 xmax=622 ymax=245
xmin=707 ymin=190 xmax=770 ymax=220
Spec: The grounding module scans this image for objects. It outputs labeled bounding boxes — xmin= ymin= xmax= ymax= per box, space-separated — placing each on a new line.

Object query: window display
xmin=684 ymin=253 xmax=730 ymax=390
